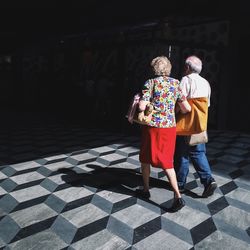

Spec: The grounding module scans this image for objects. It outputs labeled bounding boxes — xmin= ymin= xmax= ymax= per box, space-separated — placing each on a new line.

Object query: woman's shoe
xmin=135 ymin=189 xmax=151 ymax=199
xmin=170 ymin=198 xmax=185 ymax=212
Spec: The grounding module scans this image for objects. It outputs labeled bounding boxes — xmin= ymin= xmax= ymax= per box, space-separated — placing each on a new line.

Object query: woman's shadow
xmin=58 ymin=164 xmax=171 ymax=195
xmin=58 ymin=164 xmax=182 ymax=212
xmin=58 ymin=164 xmax=201 ymax=212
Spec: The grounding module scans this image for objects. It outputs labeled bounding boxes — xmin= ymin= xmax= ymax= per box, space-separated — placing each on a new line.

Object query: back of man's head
xmin=185 ymin=56 xmax=202 ymax=74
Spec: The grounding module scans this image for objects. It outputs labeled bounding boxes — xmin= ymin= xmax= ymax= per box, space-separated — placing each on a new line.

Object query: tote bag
xmin=176 ymin=97 xmax=208 ymax=136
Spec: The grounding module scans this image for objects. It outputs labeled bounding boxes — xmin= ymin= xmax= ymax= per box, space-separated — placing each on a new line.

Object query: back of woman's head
xmin=151 ymin=56 xmax=172 ymax=76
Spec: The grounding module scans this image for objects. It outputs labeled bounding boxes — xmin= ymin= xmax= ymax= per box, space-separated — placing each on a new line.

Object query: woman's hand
xmin=178 ymin=100 xmax=191 ymax=114
xmin=139 ymin=100 xmax=149 ymax=112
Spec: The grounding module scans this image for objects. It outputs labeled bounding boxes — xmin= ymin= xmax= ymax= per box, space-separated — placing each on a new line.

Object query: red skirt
xmin=139 ymin=125 xmax=176 ymax=169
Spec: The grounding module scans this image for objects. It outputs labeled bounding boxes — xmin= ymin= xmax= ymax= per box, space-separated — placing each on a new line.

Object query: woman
xmin=136 ymin=56 xmax=191 ymax=212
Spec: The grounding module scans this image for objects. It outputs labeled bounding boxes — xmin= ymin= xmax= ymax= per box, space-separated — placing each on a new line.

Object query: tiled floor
xmin=0 ymin=124 xmax=250 ymax=249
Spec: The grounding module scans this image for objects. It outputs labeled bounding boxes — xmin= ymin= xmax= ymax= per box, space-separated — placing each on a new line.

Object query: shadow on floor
xmin=58 ymin=164 xmax=180 ymax=212
xmin=58 ymin=164 xmax=171 ymax=193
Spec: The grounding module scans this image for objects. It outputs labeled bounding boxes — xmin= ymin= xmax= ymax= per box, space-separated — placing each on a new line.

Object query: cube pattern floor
xmin=0 ymin=126 xmax=250 ymax=250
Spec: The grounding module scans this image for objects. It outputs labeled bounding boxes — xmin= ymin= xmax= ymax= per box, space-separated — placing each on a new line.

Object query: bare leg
xmin=164 ymin=168 xmax=181 ymax=198
xmin=141 ymin=163 xmax=150 ymax=191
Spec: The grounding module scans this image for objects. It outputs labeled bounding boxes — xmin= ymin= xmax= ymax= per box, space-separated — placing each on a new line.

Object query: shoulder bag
xmin=126 ymin=79 xmax=154 ymax=125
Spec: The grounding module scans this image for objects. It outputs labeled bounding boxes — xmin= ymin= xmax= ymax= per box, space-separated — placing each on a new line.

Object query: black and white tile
xmin=0 ymin=127 xmax=250 ymax=249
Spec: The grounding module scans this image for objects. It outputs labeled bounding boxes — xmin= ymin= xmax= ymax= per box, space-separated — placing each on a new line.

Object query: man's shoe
xmin=135 ymin=189 xmax=151 ymax=199
xmin=202 ymin=181 xmax=217 ymax=197
xmin=178 ymin=186 xmax=185 ymax=193
xmin=170 ymin=198 xmax=185 ymax=212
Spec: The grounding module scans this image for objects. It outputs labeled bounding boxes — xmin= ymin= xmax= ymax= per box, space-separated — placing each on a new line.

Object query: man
xmin=174 ymin=55 xmax=217 ymax=197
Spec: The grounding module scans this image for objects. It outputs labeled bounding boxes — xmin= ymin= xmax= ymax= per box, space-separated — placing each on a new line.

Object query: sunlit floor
xmin=0 ymin=122 xmax=250 ymax=249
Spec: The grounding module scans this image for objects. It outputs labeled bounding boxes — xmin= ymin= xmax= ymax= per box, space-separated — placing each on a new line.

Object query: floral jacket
xmin=141 ymin=76 xmax=186 ymax=128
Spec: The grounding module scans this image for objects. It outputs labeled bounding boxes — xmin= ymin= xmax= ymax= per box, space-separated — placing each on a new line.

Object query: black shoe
xmin=178 ymin=185 xmax=185 ymax=193
xmin=135 ymin=189 xmax=151 ymax=199
xmin=170 ymin=198 xmax=185 ymax=212
xmin=202 ymin=181 xmax=217 ymax=197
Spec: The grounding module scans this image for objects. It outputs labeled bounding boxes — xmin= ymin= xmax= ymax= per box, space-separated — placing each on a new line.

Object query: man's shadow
xmin=58 ymin=164 xmax=182 ymax=212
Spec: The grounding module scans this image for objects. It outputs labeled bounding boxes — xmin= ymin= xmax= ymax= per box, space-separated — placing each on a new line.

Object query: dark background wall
xmin=0 ymin=1 xmax=249 ymax=134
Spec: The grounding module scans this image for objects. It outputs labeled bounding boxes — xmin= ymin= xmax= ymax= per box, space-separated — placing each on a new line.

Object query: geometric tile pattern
xmin=0 ymin=127 xmax=250 ymax=249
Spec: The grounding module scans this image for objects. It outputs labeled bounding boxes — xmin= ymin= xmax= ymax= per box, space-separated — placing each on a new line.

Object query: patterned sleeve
xmin=176 ymin=80 xmax=187 ymax=102
xmin=140 ymin=79 xmax=153 ymax=101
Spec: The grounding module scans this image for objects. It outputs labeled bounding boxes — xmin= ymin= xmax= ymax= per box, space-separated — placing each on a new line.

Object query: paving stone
xmin=213 ymin=217 xmax=250 ymax=244
xmin=51 ymin=215 xmax=78 ymax=244
xmin=69 ymin=229 xmax=130 ymax=250
xmin=10 ymin=185 xmax=50 ymax=203
xmin=97 ymin=153 xmax=127 ymax=166
xmin=190 ymin=217 xmax=217 ymax=245
xmin=88 ymin=146 xmax=116 ymax=156
xmin=10 ymin=161 xmax=41 ymax=172
xmin=0 ymin=186 xmax=7 ymax=197
xmin=7 ymin=229 xmax=68 ymax=250
xmin=0 ymin=179 xmax=17 ymax=192
xmin=163 ymin=206 xmax=210 ymax=230
xmin=53 ymin=204 xmax=109 ymax=244
xmin=207 ymin=196 xmax=229 ymax=215
xmin=92 ymin=190 xmax=136 ymax=214
xmin=225 ymin=187 xmax=250 ymax=204
xmin=195 ymin=230 xmax=250 ymax=250
xmin=0 ymin=237 xmax=5 ymax=248
xmin=225 ymin=196 xmax=250 ymax=213
xmin=1 ymin=167 xmax=17 ymax=177
xmin=0 ymin=194 xmax=19 ymax=213
xmin=44 ymin=154 xmax=68 ymax=164
xmin=42 ymin=161 xmax=74 ymax=172
xmin=0 ymin=171 xmax=7 ymax=181
xmin=10 ymin=172 xmax=45 ymax=185
xmin=0 ymin=215 xmax=20 ymax=243
xmin=127 ymin=155 xmax=140 ymax=165
xmin=213 ymin=205 xmax=250 ymax=230
xmin=107 ymin=204 xmax=160 ymax=244
xmin=116 ymin=147 xmax=140 ymax=157
xmin=53 ymin=186 xmax=94 ymax=208
xmin=62 ymin=203 xmax=108 ymax=228
xmin=133 ymin=229 xmax=192 ymax=250
xmin=9 ymin=204 xmax=58 ymax=242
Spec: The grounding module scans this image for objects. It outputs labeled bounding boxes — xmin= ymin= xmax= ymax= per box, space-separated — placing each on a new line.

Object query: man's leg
xmin=189 ymin=143 xmax=217 ymax=197
xmin=174 ymin=136 xmax=190 ymax=191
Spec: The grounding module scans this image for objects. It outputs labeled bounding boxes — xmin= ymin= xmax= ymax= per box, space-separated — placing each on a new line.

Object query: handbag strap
xmin=149 ymin=78 xmax=155 ymax=101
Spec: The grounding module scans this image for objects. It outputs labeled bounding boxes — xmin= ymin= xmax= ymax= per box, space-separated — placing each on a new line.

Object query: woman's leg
xmin=164 ymin=168 xmax=181 ymax=198
xmin=164 ymin=167 xmax=185 ymax=212
xmin=141 ymin=163 xmax=151 ymax=191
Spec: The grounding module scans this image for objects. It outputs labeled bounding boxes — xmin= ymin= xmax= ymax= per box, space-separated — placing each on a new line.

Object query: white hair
xmin=185 ymin=55 xmax=202 ymax=74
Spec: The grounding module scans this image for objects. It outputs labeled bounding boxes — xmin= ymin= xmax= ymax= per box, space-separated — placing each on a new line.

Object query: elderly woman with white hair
xmin=174 ymin=55 xmax=217 ymax=198
xmin=136 ymin=56 xmax=191 ymax=212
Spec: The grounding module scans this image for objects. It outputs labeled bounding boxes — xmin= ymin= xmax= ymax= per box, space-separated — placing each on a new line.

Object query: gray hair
xmin=185 ymin=55 xmax=202 ymax=74
xmin=151 ymin=56 xmax=172 ymax=76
